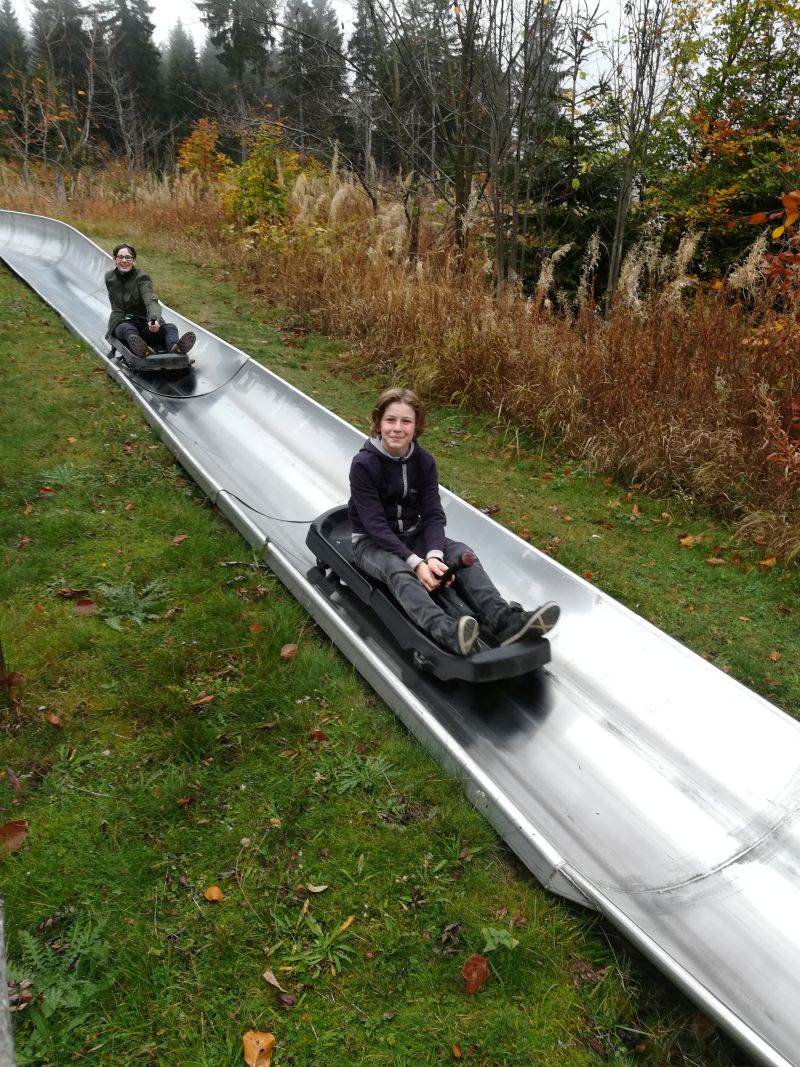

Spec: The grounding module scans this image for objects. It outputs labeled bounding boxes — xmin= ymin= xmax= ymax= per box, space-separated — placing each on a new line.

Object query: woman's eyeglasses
xmin=116 ymin=254 xmax=134 ymax=261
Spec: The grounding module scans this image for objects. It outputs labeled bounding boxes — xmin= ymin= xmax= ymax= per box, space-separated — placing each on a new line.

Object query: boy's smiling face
xmin=380 ymin=401 xmax=416 ymax=457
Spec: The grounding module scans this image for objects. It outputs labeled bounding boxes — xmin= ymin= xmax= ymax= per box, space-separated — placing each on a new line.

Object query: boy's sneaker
xmin=171 ymin=332 xmax=196 ymax=355
xmin=497 ymin=602 xmax=560 ymax=646
xmin=126 ymin=334 xmax=150 ymax=359
xmin=456 ymin=616 xmax=480 ymax=655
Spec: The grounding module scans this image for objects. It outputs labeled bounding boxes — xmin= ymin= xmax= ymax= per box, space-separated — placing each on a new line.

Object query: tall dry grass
xmin=3 ymin=161 xmax=798 ymax=557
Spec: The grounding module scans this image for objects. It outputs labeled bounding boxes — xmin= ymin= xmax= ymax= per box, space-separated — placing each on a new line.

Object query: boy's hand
xmin=415 ymin=558 xmax=452 ymax=591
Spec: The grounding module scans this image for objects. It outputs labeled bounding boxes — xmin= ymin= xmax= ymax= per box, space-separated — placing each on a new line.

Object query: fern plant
xmin=96 ymin=578 xmax=169 ymax=630
xmin=10 ymin=915 xmax=113 ymax=1063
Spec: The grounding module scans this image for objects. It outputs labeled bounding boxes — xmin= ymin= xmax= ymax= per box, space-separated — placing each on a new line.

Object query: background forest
xmin=1 ymin=0 xmax=799 ymax=555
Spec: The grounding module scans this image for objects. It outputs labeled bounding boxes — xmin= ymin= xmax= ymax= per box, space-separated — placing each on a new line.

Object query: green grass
xmin=0 ymin=251 xmax=768 ymax=1067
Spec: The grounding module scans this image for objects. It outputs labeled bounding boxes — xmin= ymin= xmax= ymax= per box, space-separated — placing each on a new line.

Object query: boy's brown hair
xmin=370 ymin=387 xmax=426 ymax=438
xmin=112 ymin=243 xmax=137 ymax=259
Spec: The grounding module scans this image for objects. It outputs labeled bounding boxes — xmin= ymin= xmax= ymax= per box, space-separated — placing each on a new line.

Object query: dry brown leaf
xmin=249 ymin=624 xmax=264 ymax=633
xmin=704 ymin=557 xmax=726 ymax=566
xmin=46 ymin=710 xmax=63 ymax=727
xmin=306 ymin=884 xmax=328 ymax=893
xmin=690 ymin=1011 xmax=716 ymax=1042
xmin=678 ymin=534 xmax=696 ymax=548
xmin=0 ymin=671 xmax=23 ymax=688
xmin=39 ymin=485 xmax=54 ymax=496
xmin=203 ymin=885 xmax=224 ymax=902
xmin=191 ymin=693 xmax=215 ymax=706
xmin=6 ymin=769 xmax=23 ymax=804
xmin=280 ymin=643 xmax=298 ymax=660
xmin=262 ymin=968 xmax=287 ymax=992
xmin=452 ymin=1046 xmax=462 ymax=1059
xmin=463 ymin=952 xmax=489 ymax=994
xmin=56 ymin=587 xmax=89 ymax=598
xmin=582 ymin=571 xmax=594 ymax=582
xmin=172 ymin=533 xmax=188 ymax=546
xmin=242 ymin=1031 xmax=276 ymax=1067
xmin=757 ymin=557 xmax=777 ymax=570
xmin=176 ymin=796 xmax=193 ymax=806
xmin=0 ymin=819 xmax=29 ymax=854
xmin=769 ymin=651 xmax=781 ymax=662
xmin=308 ymin=728 xmax=327 ymax=742
xmin=67 ymin=436 xmax=77 ymax=444
xmin=124 ymin=502 xmax=134 ymax=511
xmin=73 ymin=598 xmax=98 ymax=615
xmin=23 ymin=501 xmax=33 ymax=514
xmin=269 ymin=817 xmax=282 ymax=828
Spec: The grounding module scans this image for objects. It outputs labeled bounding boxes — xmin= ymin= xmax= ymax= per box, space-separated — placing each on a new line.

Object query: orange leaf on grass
xmin=249 ymin=624 xmax=264 ymax=633
xmin=242 ymin=1030 xmax=276 ymax=1067
xmin=203 ymin=885 xmax=224 ymax=902
xmin=757 ymin=557 xmax=777 ymax=570
xmin=45 ymin=710 xmax=62 ymax=727
xmin=308 ymin=728 xmax=327 ymax=742
xmin=0 ymin=819 xmax=28 ymax=853
xmin=463 ymin=952 xmax=490 ymax=994
xmin=280 ymin=643 xmax=298 ymax=661
xmin=23 ymin=501 xmax=33 ymax=514
xmin=39 ymin=486 xmax=54 ymax=496
xmin=705 ymin=557 xmax=726 ymax=566
xmin=769 ymin=651 xmax=781 ymax=662
xmin=192 ymin=693 xmax=215 ymax=706
xmin=73 ymin=598 xmax=98 ymax=614
xmin=172 ymin=533 xmax=188 ymax=546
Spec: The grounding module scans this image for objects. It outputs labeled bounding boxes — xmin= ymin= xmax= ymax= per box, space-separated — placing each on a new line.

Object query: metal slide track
xmin=2 ymin=210 xmax=799 ymax=1067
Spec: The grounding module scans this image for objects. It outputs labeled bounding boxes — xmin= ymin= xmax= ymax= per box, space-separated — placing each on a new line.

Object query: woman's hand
xmin=148 ymin=319 xmax=160 ymax=333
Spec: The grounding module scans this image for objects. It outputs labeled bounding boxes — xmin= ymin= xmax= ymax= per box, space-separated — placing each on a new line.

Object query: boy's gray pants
xmin=352 ymin=537 xmax=510 ymax=646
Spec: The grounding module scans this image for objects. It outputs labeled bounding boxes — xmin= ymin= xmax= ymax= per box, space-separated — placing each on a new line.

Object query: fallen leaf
xmin=704 ymin=557 xmax=726 ymax=566
xmin=738 ymin=615 xmax=751 ymax=621
xmin=0 ymin=819 xmax=28 ymax=853
xmin=690 ymin=1011 xmax=716 ymax=1042
xmin=631 ymin=503 xmax=640 ymax=517
xmin=6 ymin=768 xmax=23 ymax=804
xmin=39 ymin=485 xmax=54 ymax=496
xmin=583 ymin=571 xmax=594 ymax=582
xmin=249 ymin=623 xmax=264 ymax=633
xmin=757 ymin=557 xmax=777 ymax=570
xmin=452 ymin=1046 xmax=462 ymax=1059
xmin=463 ymin=952 xmax=490 ymax=994
xmin=203 ymin=885 xmax=224 ymax=902
xmin=15 ymin=536 xmax=32 ymax=549
xmin=308 ymin=728 xmax=327 ymax=742
xmin=279 ymin=992 xmax=297 ymax=1008
xmin=769 ymin=651 xmax=781 ymax=662
xmin=242 ymin=1030 xmax=276 ymax=1067
xmin=306 ymin=883 xmax=328 ymax=893
xmin=191 ymin=693 xmax=215 ymax=706
xmin=176 ymin=796 xmax=193 ymax=806
xmin=67 ymin=436 xmax=77 ymax=444
xmin=172 ymin=533 xmax=188 ymax=546
xmin=280 ymin=643 xmax=298 ymax=660
xmin=269 ymin=817 xmax=282 ymax=828
xmin=73 ymin=598 xmax=98 ymax=614
xmin=678 ymin=534 xmax=696 ymax=548
xmin=0 ymin=671 xmax=23 ymax=688
xmin=339 ymin=915 xmax=355 ymax=933
xmin=262 ymin=968 xmax=287 ymax=992
xmin=124 ymin=502 xmax=134 ymax=511
xmin=46 ymin=710 xmax=63 ymax=727
xmin=56 ymin=587 xmax=89 ymax=598
xmin=23 ymin=501 xmax=33 ymax=514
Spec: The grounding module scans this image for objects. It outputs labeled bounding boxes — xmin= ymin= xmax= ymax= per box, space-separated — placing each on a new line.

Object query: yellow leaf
xmin=769 ymin=650 xmax=781 ymax=662
xmin=339 ymin=914 xmax=355 ymax=933
xmin=772 ymin=224 xmax=786 ymax=240
xmin=203 ymin=885 xmax=224 ymax=902
xmin=757 ymin=557 xmax=777 ymax=570
xmin=785 ymin=211 xmax=799 ymax=229
xmin=242 ymin=1030 xmax=276 ymax=1067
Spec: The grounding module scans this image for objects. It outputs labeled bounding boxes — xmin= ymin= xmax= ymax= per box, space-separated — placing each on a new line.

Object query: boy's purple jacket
xmin=348 ymin=437 xmax=446 ymax=561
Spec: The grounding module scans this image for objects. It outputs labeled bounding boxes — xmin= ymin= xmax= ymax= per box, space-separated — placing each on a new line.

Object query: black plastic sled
xmin=106 ymin=333 xmax=194 ymax=374
xmin=306 ymin=506 xmax=551 ymax=684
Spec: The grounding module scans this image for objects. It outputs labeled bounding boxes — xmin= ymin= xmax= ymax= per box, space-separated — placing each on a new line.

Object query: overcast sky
xmin=11 ymin=0 xmax=356 ymax=49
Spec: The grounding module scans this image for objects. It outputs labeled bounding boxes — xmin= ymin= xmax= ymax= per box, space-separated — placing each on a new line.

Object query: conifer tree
xmin=163 ymin=20 xmax=202 ymax=135
xmin=276 ymin=0 xmax=350 ymax=152
xmin=198 ymin=0 xmax=274 ymax=89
